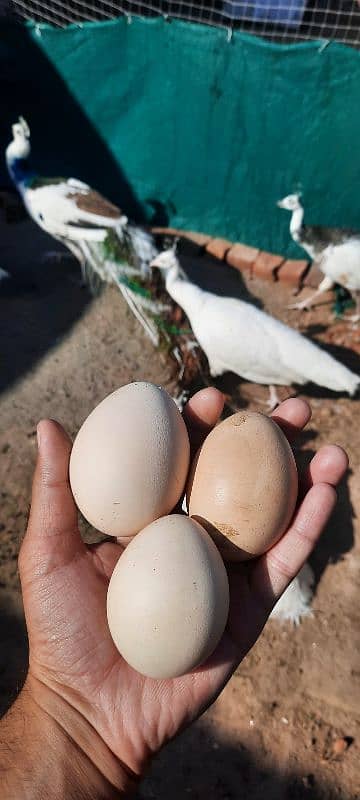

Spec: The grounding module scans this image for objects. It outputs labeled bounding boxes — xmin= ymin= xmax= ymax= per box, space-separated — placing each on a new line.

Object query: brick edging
xmin=152 ymin=227 xmax=319 ymax=290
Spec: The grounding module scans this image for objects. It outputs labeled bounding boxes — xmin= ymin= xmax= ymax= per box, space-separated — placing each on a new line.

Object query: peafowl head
xmin=151 ymin=246 xmax=182 ymax=277
xmin=151 ymin=247 xmax=189 ymax=287
xmin=277 ymin=193 xmax=302 ymax=212
xmin=6 ymin=117 xmax=31 ymax=163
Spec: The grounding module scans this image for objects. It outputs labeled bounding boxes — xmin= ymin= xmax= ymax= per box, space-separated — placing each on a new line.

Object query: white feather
xmin=278 ymin=194 xmax=360 ymax=292
xmin=318 ymin=239 xmax=360 ymax=291
xmin=152 ymin=250 xmax=360 ymax=396
xmin=23 ymin=182 xmax=123 ymax=235
xmin=270 ymin=564 xmax=315 ymax=624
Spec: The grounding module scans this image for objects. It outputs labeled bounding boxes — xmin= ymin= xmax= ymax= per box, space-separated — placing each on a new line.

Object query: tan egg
xmin=69 ymin=382 xmax=190 ymax=539
xmin=187 ymin=411 xmax=298 ymax=561
xmin=106 ymin=515 xmax=229 ymax=679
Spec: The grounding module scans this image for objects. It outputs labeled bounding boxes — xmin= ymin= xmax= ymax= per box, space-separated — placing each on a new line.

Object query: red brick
xmin=183 ymin=231 xmax=211 ymax=247
xmin=253 ymin=251 xmax=284 ymax=281
xmin=151 ymin=226 xmax=181 ymax=237
xmin=278 ymin=259 xmax=310 ymax=287
xmin=302 ymin=262 xmax=323 ymax=288
xmin=206 ymin=237 xmax=233 ymax=260
xmin=226 ymin=242 xmax=259 ymax=272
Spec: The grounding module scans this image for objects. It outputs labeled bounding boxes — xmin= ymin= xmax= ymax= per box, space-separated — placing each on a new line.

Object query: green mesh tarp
xmin=1 ymin=17 xmax=360 ymax=256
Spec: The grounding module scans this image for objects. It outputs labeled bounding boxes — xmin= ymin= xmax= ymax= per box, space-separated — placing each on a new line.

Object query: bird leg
xmin=254 ymin=385 xmax=282 ymax=411
xmin=61 ymin=240 xmax=89 ymax=287
xmin=267 ymin=385 xmax=282 ymax=411
xmin=288 ymin=275 xmax=334 ymax=311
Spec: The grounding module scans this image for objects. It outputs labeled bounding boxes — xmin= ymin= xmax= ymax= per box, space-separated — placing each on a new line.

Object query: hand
xmin=16 ymin=391 xmax=347 ymax=794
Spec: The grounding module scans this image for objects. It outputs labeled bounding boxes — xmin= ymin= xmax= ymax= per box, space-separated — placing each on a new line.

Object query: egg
xmin=187 ymin=411 xmax=298 ymax=561
xmin=69 ymin=382 xmax=190 ymax=539
xmin=106 ymin=515 xmax=229 ymax=679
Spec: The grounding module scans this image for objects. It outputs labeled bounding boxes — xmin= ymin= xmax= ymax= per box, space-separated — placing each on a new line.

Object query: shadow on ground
xmin=139 ymin=716 xmax=352 ymax=800
xmin=176 ymin=238 xmax=263 ymax=306
xmin=0 ymin=582 xmax=352 ymax=800
xmin=0 ymin=20 xmax=170 ymax=399
xmin=292 ymin=433 xmax=354 ymax=589
xmin=0 ymin=591 xmax=28 ymax=717
xmin=0 ymin=213 xmax=93 ymax=396
xmin=309 ymin=468 xmax=355 ymax=587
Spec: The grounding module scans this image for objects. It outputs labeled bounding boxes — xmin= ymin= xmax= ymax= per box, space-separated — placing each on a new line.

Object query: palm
xmin=22 ymin=527 xmax=256 ymax=773
xmin=19 ymin=390 xmax=345 ymax=778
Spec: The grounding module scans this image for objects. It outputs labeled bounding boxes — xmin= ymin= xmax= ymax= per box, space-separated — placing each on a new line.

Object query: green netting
xmin=1 ymin=17 xmax=360 ymax=257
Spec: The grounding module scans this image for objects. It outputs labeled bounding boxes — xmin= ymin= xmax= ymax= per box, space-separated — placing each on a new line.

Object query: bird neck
xmin=165 ymin=266 xmax=202 ymax=319
xmin=290 ymin=207 xmax=304 ymax=242
xmin=6 ymin=152 xmax=36 ymax=194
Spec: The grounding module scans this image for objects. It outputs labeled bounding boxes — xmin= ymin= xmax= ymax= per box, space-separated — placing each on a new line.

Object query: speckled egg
xmin=106 ymin=515 xmax=230 ymax=679
xmin=69 ymin=382 xmax=190 ymax=539
xmin=187 ymin=411 xmax=298 ymax=561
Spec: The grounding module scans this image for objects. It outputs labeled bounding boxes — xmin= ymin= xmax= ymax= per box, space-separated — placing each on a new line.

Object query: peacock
xmin=6 ymin=117 xmax=166 ymax=345
xmin=151 ymin=247 xmax=360 ymax=406
xmin=277 ymin=193 xmax=360 ymax=321
xmin=152 ymin=247 xmax=359 ymax=623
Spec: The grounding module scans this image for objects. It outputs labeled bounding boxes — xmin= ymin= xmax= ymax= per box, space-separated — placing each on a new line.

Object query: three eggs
xmin=69 ymin=382 xmax=298 ymax=679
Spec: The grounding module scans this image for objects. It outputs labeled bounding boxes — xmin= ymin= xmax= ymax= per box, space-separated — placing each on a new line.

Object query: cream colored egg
xmin=187 ymin=411 xmax=298 ymax=561
xmin=106 ymin=515 xmax=229 ymax=679
xmin=69 ymin=382 xmax=190 ymax=538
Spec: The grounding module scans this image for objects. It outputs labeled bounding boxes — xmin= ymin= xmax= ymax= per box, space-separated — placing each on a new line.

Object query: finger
xmin=301 ymin=444 xmax=348 ymax=494
xmin=89 ymin=540 xmax=123 ymax=580
xmin=252 ymin=482 xmax=337 ymax=611
xmin=271 ymin=397 xmax=311 ymax=442
xmin=21 ymin=419 xmax=85 ymax=574
xmin=182 ymin=387 xmax=224 ymax=453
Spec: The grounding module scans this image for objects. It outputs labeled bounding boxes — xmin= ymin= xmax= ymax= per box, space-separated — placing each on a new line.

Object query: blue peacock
xmin=6 ymin=116 xmax=168 ymax=344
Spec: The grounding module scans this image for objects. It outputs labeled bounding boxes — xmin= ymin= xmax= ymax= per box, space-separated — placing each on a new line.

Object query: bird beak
xmin=277 ymin=200 xmax=285 ymax=208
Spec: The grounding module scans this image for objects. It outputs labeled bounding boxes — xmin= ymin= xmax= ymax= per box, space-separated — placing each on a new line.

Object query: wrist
xmin=0 ymin=675 xmax=137 ymax=799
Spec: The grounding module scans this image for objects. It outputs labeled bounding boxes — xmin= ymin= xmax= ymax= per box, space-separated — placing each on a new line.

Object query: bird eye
xmin=39 ymin=213 xmax=44 ymax=221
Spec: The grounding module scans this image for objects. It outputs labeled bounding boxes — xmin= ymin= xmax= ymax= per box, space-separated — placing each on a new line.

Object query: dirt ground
xmin=0 ymin=207 xmax=359 ymax=799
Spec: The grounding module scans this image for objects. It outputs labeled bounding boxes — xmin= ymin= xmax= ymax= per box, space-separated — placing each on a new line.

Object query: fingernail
xmin=36 ymin=424 xmax=42 ymax=450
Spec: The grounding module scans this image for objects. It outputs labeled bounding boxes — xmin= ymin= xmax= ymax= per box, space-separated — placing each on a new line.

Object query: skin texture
xmin=0 ymin=389 xmax=348 ymax=799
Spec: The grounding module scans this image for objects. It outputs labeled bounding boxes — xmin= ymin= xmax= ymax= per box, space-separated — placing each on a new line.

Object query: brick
xmin=206 ymin=237 xmax=233 ymax=260
xmin=302 ymin=262 xmax=323 ymax=288
xmin=226 ymin=242 xmax=259 ymax=272
xmin=183 ymin=231 xmax=211 ymax=248
xmin=151 ymin=226 xmax=182 ymax=237
xmin=253 ymin=251 xmax=284 ymax=281
xmin=277 ymin=259 xmax=310 ymax=287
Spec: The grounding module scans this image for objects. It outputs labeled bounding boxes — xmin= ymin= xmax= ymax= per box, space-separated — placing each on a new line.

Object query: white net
xmin=4 ymin=0 xmax=360 ymax=47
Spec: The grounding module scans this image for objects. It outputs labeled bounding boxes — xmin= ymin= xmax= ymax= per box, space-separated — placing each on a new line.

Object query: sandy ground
xmin=0 ymin=206 xmax=359 ymax=798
